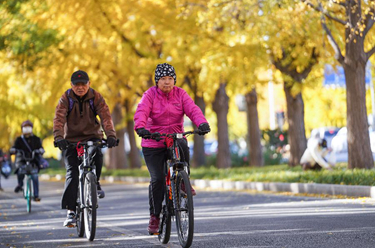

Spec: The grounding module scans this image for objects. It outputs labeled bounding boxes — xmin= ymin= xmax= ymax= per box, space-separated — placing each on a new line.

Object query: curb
xmin=39 ymin=174 xmax=375 ymax=198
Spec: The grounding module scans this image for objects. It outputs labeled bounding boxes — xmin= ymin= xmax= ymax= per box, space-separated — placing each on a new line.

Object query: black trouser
xmin=302 ymin=162 xmax=322 ymax=171
xmin=61 ymin=146 xmax=103 ymax=210
xmin=142 ymin=139 xmax=189 ymax=217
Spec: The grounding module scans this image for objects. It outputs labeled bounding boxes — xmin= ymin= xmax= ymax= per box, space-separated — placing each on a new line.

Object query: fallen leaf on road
xmin=69 ymin=234 xmax=75 ymax=237
xmin=47 ymin=232 xmax=53 ymax=235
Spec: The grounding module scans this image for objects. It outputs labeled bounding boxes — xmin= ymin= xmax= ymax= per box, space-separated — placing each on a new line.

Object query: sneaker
xmin=191 ymin=186 xmax=197 ymax=196
xmin=97 ymin=181 xmax=105 ymax=199
xmin=181 ymin=182 xmax=197 ymax=196
xmin=148 ymin=214 xmax=160 ymax=234
xmin=63 ymin=213 xmax=76 ymax=228
xmin=34 ymin=197 xmax=41 ymax=202
xmin=14 ymin=185 xmax=23 ymax=193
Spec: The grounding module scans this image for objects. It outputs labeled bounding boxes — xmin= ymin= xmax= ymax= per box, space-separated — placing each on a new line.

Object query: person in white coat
xmin=300 ymin=135 xmax=335 ymax=171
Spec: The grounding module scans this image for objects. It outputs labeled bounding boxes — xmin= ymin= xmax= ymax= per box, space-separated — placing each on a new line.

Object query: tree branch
xmin=320 ymin=13 xmax=345 ymax=64
xmin=329 ymin=0 xmax=347 ymax=8
xmin=302 ymin=0 xmax=347 ymax=25
xmin=94 ymin=0 xmax=146 ymax=58
xmin=366 ymin=45 xmax=375 ymax=61
xmin=363 ymin=4 xmax=375 ymax=36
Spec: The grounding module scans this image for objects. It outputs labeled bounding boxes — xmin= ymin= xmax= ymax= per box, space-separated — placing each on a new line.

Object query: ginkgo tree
xmin=257 ymin=1 xmax=330 ymax=166
xmin=301 ymin=0 xmax=375 ymax=169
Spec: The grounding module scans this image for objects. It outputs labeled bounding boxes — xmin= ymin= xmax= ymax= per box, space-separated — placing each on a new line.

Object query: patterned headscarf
xmin=154 ymin=63 xmax=176 ymax=85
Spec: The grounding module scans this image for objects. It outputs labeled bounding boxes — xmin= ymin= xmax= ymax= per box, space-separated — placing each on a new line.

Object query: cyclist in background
xmin=53 ymin=70 xmax=117 ymax=227
xmin=10 ymin=120 xmax=45 ymax=201
xmin=134 ymin=63 xmax=210 ymax=234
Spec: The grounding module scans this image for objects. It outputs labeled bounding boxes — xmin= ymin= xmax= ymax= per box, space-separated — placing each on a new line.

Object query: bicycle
xmin=147 ymin=130 xmax=200 ymax=248
xmin=55 ymin=139 xmax=118 ymax=241
xmin=14 ymin=149 xmax=40 ymax=213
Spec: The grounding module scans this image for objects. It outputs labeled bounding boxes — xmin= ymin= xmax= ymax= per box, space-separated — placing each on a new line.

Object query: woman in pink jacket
xmin=134 ymin=63 xmax=210 ymax=234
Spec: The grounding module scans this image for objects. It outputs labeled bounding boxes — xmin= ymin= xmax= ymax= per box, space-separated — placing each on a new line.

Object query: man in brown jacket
xmin=53 ymin=70 xmax=117 ymax=227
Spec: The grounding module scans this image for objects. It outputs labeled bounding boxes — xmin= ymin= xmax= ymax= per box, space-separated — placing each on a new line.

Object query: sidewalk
xmin=40 ymin=174 xmax=375 ymax=198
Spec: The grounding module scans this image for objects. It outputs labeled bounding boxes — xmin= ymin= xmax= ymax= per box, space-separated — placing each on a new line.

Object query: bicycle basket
xmin=18 ymin=164 xmax=38 ymax=175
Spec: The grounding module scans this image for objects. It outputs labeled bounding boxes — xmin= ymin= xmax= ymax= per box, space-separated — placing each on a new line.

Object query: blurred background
xmin=1 ymin=0 xmax=375 ymax=171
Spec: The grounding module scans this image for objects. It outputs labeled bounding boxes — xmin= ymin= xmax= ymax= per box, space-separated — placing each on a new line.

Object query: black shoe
xmin=14 ymin=185 xmax=23 ymax=193
xmin=34 ymin=197 xmax=41 ymax=202
xmin=97 ymin=181 xmax=105 ymax=199
xmin=63 ymin=213 xmax=76 ymax=227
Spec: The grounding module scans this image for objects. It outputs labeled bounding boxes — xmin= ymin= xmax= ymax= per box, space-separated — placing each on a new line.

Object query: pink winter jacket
xmin=134 ymin=86 xmax=208 ymax=148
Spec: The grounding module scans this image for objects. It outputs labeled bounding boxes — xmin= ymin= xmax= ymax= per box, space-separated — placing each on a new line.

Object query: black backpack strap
xmin=66 ymin=89 xmax=74 ymax=116
xmin=89 ymin=88 xmax=97 ymax=116
xmin=21 ymin=136 xmax=33 ymax=153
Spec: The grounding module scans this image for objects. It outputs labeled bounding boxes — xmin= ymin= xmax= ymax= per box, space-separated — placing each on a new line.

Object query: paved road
xmin=1 ymin=176 xmax=375 ymax=248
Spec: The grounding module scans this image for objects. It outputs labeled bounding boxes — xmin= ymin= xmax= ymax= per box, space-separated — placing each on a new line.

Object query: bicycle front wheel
xmin=25 ymin=177 xmax=32 ymax=213
xmin=174 ymin=171 xmax=194 ymax=248
xmin=76 ymin=185 xmax=85 ymax=237
xmin=83 ymin=172 xmax=97 ymax=241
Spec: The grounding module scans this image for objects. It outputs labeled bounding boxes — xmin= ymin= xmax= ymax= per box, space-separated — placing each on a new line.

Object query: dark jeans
xmin=17 ymin=173 xmax=39 ymax=197
xmin=302 ymin=162 xmax=322 ymax=171
xmin=142 ymin=139 xmax=189 ymax=216
xmin=61 ymin=146 xmax=103 ymax=210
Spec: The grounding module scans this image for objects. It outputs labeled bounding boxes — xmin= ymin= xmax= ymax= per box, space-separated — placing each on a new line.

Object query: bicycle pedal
xmin=149 ymin=232 xmax=159 ymax=235
xmin=66 ymin=224 xmax=76 ymax=228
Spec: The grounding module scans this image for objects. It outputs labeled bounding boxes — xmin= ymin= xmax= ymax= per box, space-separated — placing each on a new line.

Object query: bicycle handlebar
xmin=53 ymin=139 xmax=120 ymax=150
xmin=12 ymin=149 xmax=40 ymax=161
xmin=144 ymin=130 xmax=203 ymax=141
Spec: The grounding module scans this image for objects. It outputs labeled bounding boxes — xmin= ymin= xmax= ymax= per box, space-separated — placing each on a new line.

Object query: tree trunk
xmin=317 ymin=0 xmax=374 ymax=168
xmin=107 ymin=103 xmax=128 ymax=169
xmin=245 ymin=89 xmax=263 ymax=166
xmin=212 ymin=83 xmax=231 ymax=168
xmin=344 ymin=51 xmax=373 ymax=169
xmin=192 ymin=95 xmax=206 ymax=168
xmin=126 ymin=118 xmax=142 ymax=168
xmin=284 ymin=83 xmax=307 ymax=166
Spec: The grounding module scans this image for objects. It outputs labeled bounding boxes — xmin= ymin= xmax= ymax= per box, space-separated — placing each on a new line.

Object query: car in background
xmin=189 ymin=140 xmax=246 ymax=157
xmin=331 ymin=127 xmax=375 ymax=163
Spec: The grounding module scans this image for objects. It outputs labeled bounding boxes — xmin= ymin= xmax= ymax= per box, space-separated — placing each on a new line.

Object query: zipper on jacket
xmin=79 ymin=99 xmax=83 ymax=117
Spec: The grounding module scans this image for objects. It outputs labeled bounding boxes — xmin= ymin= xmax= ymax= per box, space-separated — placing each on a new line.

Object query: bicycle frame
xmin=15 ymin=150 xmax=39 ymax=213
xmin=165 ymin=134 xmax=189 ymax=204
xmin=152 ymin=131 xmax=199 ymax=248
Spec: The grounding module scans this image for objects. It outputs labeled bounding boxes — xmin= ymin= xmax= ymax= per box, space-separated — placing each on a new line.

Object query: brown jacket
xmin=53 ymin=88 xmax=116 ymax=142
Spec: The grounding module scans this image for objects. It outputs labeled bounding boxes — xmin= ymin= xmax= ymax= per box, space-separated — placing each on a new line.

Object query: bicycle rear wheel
xmin=83 ymin=172 xmax=97 ymax=241
xmin=174 ymin=171 xmax=194 ymax=248
xmin=25 ymin=177 xmax=32 ymax=213
xmin=158 ymin=191 xmax=172 ymax=244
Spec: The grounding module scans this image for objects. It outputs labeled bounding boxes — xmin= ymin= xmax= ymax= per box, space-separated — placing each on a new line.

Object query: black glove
xmin=56 ymin=139 xmax=69 ymax=150
xmin=198 ymin=123 xmax=210 ymax=135
xmin=136 ymin=128 xmax=151 ymax=139
xmin=107 ymin=137 xmax=117 ymax=148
